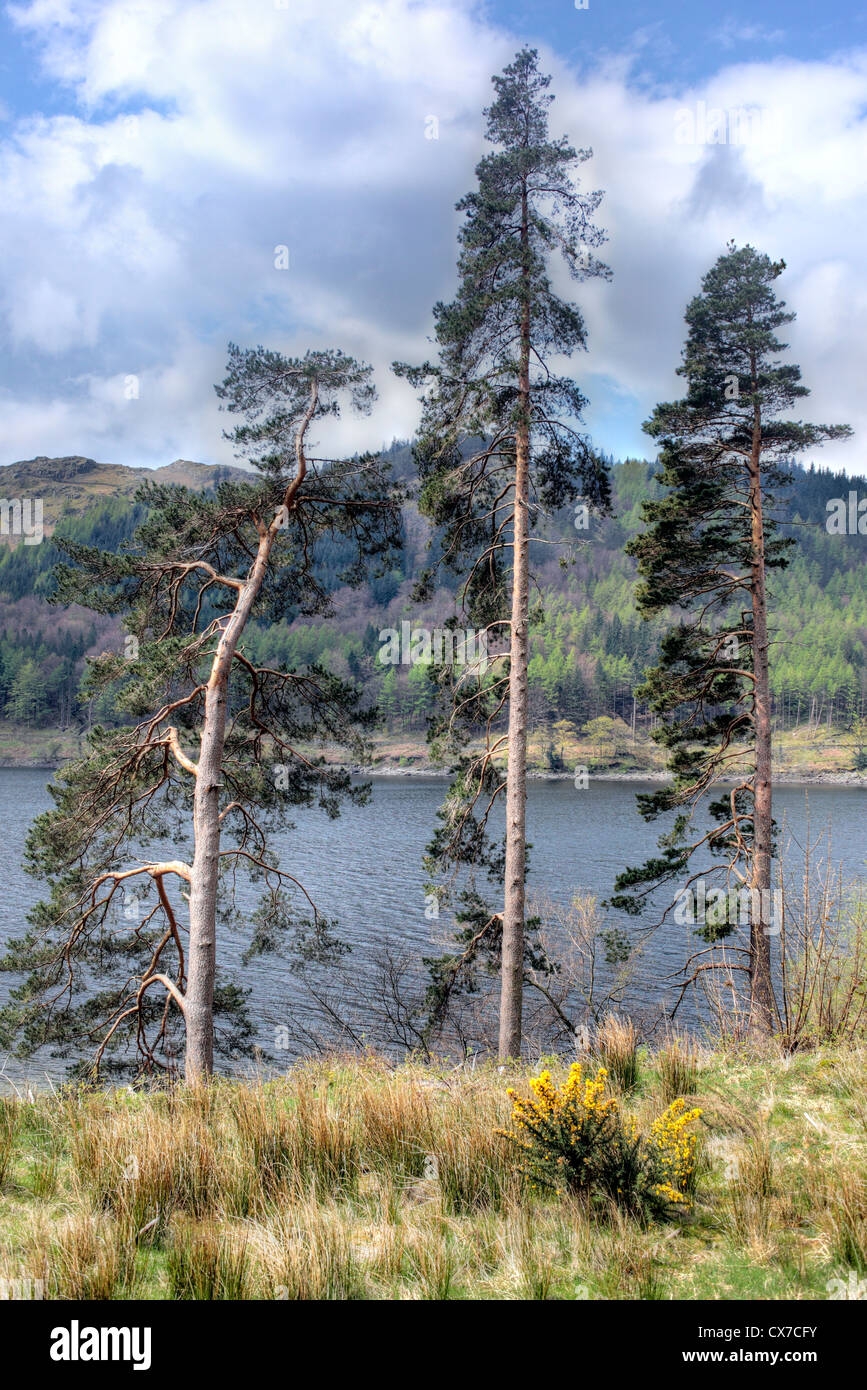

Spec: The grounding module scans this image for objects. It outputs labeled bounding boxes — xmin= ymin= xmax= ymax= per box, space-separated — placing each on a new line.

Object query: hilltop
xmin=0 ymin=455 xmax=250 ymax=541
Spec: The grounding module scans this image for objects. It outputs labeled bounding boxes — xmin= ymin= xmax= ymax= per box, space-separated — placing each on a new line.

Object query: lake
xmin=0 ymin=768 xmax=864 ymax=1083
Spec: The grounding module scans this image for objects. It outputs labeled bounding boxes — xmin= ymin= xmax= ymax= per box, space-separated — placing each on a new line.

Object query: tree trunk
xmin=747 ymin=395 xmax=779 ymax=1039
xmin=184 ymin=383 xmax=316 ymax=1083
xmin=184 ymin=680 xmax=223 ymax=1082
xmin=499 ymin=185 xmax=531 ymax=1062
xmin=185 ymin=536 xmax=272 ymax=1082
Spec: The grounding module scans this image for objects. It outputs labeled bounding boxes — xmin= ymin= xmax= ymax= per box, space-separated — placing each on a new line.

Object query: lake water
xmin=0 ymin=768 xmax=864 ymax=1083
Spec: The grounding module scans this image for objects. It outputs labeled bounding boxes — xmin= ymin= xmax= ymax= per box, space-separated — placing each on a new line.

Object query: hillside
xmin=0 ymin=448 xmax=864 ymax=772
xmin=0 ymin=454 xmax=250 ymax=542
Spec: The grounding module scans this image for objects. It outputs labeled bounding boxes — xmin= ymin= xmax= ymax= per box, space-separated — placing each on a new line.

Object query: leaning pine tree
xmin=610 ymin=244 xmax=851 ymax=1036
xmin=394 ymin=49 xmax=610 ymax=1059
xmin=0 ymin=346 xmax=401 ymax=1081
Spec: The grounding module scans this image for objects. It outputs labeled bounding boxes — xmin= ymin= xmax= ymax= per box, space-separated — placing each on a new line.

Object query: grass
xmin=657 ymin=1033 xmax=701 ymax=1104
xmin=0 ymin=1046 xmax=864 ymax=1300
xmin=594 ymin=1014 xmax=640 ymax=1093
xmin=0 ymin=722 xmax=84 ymax=767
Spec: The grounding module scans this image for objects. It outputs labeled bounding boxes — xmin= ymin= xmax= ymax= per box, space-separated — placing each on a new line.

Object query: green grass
xmin=0 ymin=1046 xmax=864 ymax=1300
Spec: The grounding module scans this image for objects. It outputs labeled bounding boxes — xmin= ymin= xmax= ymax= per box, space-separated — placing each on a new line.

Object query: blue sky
xmin=491 ymin=0 xmax=865 ymax=83
xmin=0 ymin=0 xmax=863 ymax=472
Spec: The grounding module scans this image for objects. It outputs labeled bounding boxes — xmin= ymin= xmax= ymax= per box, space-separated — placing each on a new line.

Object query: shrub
xmin=501 ymin=1064 xmax=701 ymax=1221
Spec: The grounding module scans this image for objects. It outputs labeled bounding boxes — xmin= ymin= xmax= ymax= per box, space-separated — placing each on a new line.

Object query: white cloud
xmin=0 ymin=0 xmax=863 ymax=471
xmin=713 ymin=20 xmax=787 ymax=50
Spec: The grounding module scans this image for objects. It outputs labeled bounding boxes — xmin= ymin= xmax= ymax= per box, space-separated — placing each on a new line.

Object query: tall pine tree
xmin=611 ymin=245 xmax=851 ymax=1036
xmin=395 ymin=49 xmax=610 ymax=1058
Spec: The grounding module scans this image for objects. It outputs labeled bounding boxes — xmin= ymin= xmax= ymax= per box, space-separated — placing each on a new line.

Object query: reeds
xmin=724 ymin=1131 xmax=775 ymax=1246
xmin=657 ymin=1033 xmax=701 ymax=1104
xmin=594 ymin=1014 xmax=639 ymax=1092
xmin=0 ymin=1099 xmax=20 ymax=1188
xmin=167 ymin=1219 xmax=250 ymax=1300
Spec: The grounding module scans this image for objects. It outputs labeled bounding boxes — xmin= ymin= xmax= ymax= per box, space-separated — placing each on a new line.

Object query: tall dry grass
xmin=657 ymin=1033 xmax=701 ymax=1104
xmin=594 ymin=1014 xmax=640 ymax=1092
xmin=0 ymin=1046 xmax=863 ymax=1300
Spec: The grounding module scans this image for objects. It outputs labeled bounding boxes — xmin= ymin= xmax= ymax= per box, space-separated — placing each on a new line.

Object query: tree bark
xmin=184 ymin=382 xmax=316 ymax=1082
xmin=747 ymin=388 xmax=779 ymax=1039
xmin=185 ymin=535 xmax=271 ymax=1082
xmin=499 ymin=183 xmax=531 ymax=1062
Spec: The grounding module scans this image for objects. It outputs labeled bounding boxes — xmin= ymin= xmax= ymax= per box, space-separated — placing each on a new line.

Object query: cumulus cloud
xmin=0 ymin=0 xmax=863 ymax=471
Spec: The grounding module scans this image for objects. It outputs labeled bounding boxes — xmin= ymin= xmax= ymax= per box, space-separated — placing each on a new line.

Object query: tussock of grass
xmin=594 ymin=1015 xmax=640 ymax=1093
xmin=656 ymin=1034 xmax=701 ymax=1105
xmin=0 ymin=1044 xmax=864 ymax=1300
xmin=167 ymin=1219 xmax=251 ymax=1301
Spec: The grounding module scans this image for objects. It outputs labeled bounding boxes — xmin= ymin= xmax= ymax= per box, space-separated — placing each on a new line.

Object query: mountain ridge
xmin=0 ymin=455 xmax=250 ymax=539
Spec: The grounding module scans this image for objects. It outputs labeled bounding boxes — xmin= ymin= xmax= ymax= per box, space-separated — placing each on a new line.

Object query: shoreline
xmin=308 ymin=762 xmax=867 ymax=787
xmin=1 ymin=760 xmax=865 ymax=787
xmin=357 ymin=769 xmax=867 ymax=786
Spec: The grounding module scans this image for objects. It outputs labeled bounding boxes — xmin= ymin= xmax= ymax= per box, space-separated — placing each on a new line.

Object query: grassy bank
xmin=0 ymin=723 xmax=85 ymax=767
xmin=1 ymin=1045 xmax=865 ymax=1300
xmin=314 ymin=721 xmax=867 ymax=780
xmin=1 ymin=719 xmax=865 ymax=781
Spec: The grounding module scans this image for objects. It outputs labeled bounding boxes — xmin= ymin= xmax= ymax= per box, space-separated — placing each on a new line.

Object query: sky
xmin=0 ymin=0 xmax=864 ymax=472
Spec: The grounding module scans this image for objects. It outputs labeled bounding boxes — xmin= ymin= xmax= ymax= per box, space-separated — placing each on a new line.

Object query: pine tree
xmin=610 ymin=245 xmax=851 ymax=1035
xmin=0 ymin=345 xmax=401 ymax=1080
xmin=395 ymin=49 xmax=610 ymax=1057
xmin=6 ymin=657 xmax=46 ymax=726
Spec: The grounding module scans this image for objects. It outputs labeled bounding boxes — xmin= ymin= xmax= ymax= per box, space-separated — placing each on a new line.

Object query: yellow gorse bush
xmin=509 ymin=1063 xmax=617 ymax=1126
xmin=647 ymin=1097 xmax=702 ymax=1206
xmin=502 ymin=1064 xmax=702 ymax=1220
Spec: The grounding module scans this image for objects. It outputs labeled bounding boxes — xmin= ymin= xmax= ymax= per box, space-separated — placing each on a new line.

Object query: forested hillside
xmin=0 ymin=446 xmax=864 ymax=741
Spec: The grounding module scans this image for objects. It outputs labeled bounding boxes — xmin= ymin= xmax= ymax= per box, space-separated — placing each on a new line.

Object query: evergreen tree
xmin=0 ymin=345 xmax=401 ymax=1080
xmin=610 ymin=245 xmax=851 ymax=1035
xmin=6 ymin=658 xmax=46 ymax=725
xmin=395 ymin=49 xmax=610 ymax=1057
